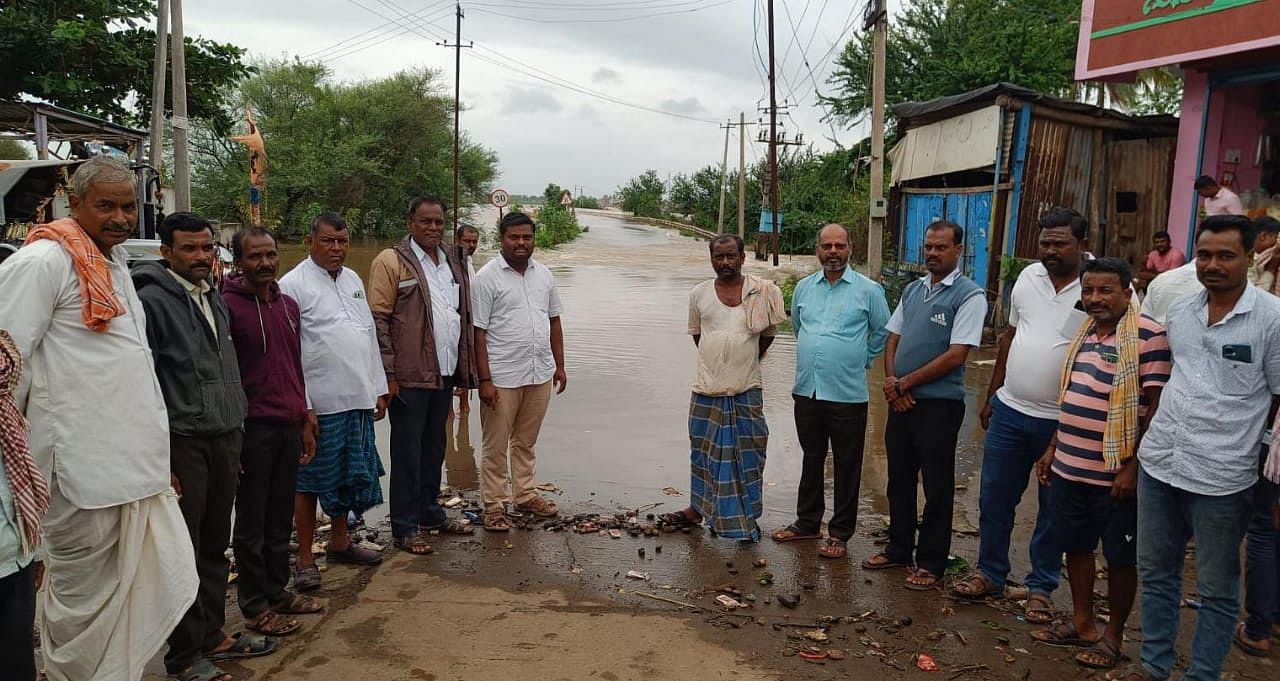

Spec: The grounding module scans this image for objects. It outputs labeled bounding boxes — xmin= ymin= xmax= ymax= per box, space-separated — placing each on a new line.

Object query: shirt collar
xmin=497 ymin=254 xmax=534 ymax=271
xmin=167 ymin=267 xmax=210 ymax=296
xmin=920 ymin=267 xmax=961 ymax=288
xmin=1195 ymin=284 xmax=1258 ymax=326
xmin=409 ymin=239 xmax=444 ymax=266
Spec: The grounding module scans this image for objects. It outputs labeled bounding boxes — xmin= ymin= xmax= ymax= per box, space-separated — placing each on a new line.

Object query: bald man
xmin=772 ymin=224 xmax=890 ymax=559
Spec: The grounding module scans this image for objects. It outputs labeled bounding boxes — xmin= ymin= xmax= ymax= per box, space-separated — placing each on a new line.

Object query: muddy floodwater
xmin=281 ymin=209 xmax=993 ymax=529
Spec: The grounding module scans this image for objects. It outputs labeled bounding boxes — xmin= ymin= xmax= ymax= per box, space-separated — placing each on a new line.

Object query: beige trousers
xmin=480 ymin=381 xmax=553 ymax=512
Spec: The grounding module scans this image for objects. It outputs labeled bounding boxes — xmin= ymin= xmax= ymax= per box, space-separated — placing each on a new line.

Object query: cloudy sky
xmin=187 ymin=0 xmax=898 ymax=197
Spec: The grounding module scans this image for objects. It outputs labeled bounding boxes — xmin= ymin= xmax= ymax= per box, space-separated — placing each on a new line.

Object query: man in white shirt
xmin=1196 ymin=175 xmax=1246 ymax=216
xmin=0 ymin=157 xmax=197 ymax=681
xmin=369 ymin=197 xmax=477 ymax=556
xmin=472 ymin=212 xmax=567 ymax=532
xmin=1142 ymin=261 xmax=1202 ymax=324
xmin=950 ymin=207 xmax=1087 ymax=621
xmin=279 ymin=213 xmax=388 ymax=590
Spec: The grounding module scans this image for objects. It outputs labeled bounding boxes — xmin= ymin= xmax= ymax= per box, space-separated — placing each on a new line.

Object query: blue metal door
xmin=963 ymin=192 xmax=992 ymax=289
xmin=900 ymin=193 xmax=945 ymax=267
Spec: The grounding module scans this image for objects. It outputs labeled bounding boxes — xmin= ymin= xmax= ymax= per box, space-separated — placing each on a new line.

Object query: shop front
xmin=1077 ymin=0 xmax=1280 ymax=251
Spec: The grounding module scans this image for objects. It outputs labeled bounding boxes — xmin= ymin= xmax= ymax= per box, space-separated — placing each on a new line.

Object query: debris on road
xmin=916 ymin=653 xmax=939 ymax=671
xmin=625 ymin=570 xmax=650 ymax=580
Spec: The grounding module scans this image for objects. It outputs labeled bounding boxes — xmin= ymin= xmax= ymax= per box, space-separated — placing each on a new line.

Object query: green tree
xmin=190 ymin=61 xmax=498 ymax=236
xmin=0 ymin=140 xmax=31 ymax=160
xmin=0 ymin=1 xmax=253 ymax=131
xmin=823 ymin=0 xmax=1080 ymax=127
xmin=543 ymin=183 xmax=565 ymax=206
xmin=617 ymin=170 xmax=665 ymax=218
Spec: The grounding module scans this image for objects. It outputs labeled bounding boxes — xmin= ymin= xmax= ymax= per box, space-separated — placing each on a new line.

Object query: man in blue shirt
xmin=771 ymin=224 xmax=890 ymax=559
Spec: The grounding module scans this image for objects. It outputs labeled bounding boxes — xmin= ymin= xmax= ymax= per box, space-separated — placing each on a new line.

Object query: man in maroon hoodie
xmin=223 ymin=227 xmax=323 ymax=636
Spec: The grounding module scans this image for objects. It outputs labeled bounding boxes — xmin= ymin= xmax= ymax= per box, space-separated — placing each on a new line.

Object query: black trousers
xmin=389 ymin=380 xmax=453 ymax=539
xmin=166 ymin=430 xmax=242 ymax=673
xmin=233 ymin=418 xmax=302 ymax=618
xmin=0 ymin=563 xmax=35 ymax=681
xmin=793 ymin=395 xmax=869 ymax=542
xmin=884 ymin=398 xmax=965 ymax=576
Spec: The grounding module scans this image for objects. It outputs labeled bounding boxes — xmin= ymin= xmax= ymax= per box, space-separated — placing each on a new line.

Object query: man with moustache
xmin=665 ymin=234 xmax=786 ymax=542
xmin=771 ymin=224 xmax=889 ymax=559
xmin=1031 ymin=258 xmax=1170 ymax=670
xmin=280 ymin=213 xmax=388 ymax=591
xmin=0 ymin=157 xmax=197 ymax=680
xmin=369 ymin=197 xmax=477 ymax=555
xmin=950 ymin=207 xmax=1087 ymax=621
xmin=223 ymin=227 xmax=323 ymax=638
xmin=1108 ymin=215 xmax=1280 ymax=681
xmin=864 ymin=221 xmax=986 ymax=589
xmin=133 ymin=213 xmax=262 ymax=679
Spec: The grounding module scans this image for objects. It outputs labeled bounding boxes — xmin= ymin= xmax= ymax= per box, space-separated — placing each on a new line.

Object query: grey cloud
xmin=659 ymin=97 xmax=706 ymax=115
xmin=592 ymin=67 xmax=620 ymax=83
xmin=500 ymin=87 xmax=563 ymax=115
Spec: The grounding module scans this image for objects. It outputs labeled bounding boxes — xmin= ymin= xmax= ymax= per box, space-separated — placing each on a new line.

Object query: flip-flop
xmin=174 ymin=658 xmax=232 ymax=681
xmin=861 ymin=553 xmax=908 ymax=570
xmin=1104 ymin=664 xmax=1152 ymax=681
xmin=326 ymin=543 xmax=384 ymax=565
xmin=244 ymin=610 xmax=301 ymax=637
xmin=1233 ymin=623 xmax=1272 ymax=657
xmin=771 ymin=524 xmax=823 ymax=543
xmin=904 ymin=568 xmax=940 ymax=591
xmin=207 ymin=632 xmax=278 ymax=661
xmin=1031 ymin=621 xmax=1100 ymax=648
xmin=424 ymin=518 xmax=475 ymax=536
xmin=292 ymin=564 xmax=321 ymax=592
xmin=394 ymin=532 xmax=435 ymax=556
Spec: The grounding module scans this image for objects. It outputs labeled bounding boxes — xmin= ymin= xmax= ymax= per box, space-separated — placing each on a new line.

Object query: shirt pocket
xmin=1213 ymin=355 xmax=1261 ymax=396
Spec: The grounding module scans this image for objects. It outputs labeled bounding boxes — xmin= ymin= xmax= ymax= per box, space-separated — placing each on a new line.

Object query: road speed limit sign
xmin=490 ymin=188 xmax=510 ymax=208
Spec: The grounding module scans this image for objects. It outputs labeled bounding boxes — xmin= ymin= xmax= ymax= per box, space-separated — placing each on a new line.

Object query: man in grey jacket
xmin=134 ymin=213 xmax=267 ymax=681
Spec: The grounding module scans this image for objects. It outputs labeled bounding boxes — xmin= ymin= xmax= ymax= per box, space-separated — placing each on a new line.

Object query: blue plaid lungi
xmin=297 ymin=409 xmax=385 ymax=518
xmin=688 ymin=389 xmax=768 ymax=541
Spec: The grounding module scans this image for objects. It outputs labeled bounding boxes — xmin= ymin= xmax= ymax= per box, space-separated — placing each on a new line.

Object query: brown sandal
xmin=515 ymin=496 xmax=559 ymax=518
xmin=1234 ymin=623 xmax=1272 ymax=657
xmin=905 ymin=568 xmax=940 ymax=591
xmin=950 ymin=571 xmax=1000 ymax=600
xmin=425 ymin=518 xmax=474 ymax=536
xmin=1025 ymin=592 xmax=1056 ymax=625
xmin=861 ymin=552 xmax=908 ymax=570
xmin=245 ymin=610 xmax=301 ymax=637
xmin=483 ymin=510 xmax=511 ymax=532
xmin=1031 ymin=620 xmax=1098 ymax=647
xmin=817 ymin=538 xmax=847 ymax=559
xmin=394 ymin=532 xmax=435 ymax=555
xmin=272 ymin=592 xmax=325 ymax=614
xmin=1076 ymin=637 xmax=1127 ymax=669
xmin=771 ymin=525 xmax=823 ymax=542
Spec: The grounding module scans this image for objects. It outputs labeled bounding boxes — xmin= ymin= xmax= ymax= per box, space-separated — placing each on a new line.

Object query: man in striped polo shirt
xmin=1032 ymin=258 xmax=1170 ymax=670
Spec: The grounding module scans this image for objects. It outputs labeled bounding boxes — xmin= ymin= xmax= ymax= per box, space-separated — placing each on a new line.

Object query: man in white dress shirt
xmin=472 ymin=212 xmax=567 ymax=532
xmin=0 ymin=157 xmax=197 ymax=681
xmin=369 ymin=197 xmax=477 ymax=555
xmin=279 ymin=213 xmax=388 ymax=591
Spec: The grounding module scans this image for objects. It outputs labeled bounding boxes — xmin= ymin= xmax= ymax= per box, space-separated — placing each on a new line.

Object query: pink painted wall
xmin=1167 ymin=70 xmax=1208 ymax=249
xmin=1166 ymin=73 xmax=1270 ymax=250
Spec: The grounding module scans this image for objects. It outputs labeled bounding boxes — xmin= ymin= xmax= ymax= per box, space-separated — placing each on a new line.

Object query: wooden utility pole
xmin=717 ymin=120 xmax=731 ymax=233
xmin=148 ymin=0 xmax=168 ymax=168
xmin=867 ymin=0 xmax=888 ymax=280
xmin=767 ymin=0 xmax=779 ymax=267
xmin=738 ymin=111 xmax=746 ymax=238
xmin=170 ymin=0 xmax=190 ymax=211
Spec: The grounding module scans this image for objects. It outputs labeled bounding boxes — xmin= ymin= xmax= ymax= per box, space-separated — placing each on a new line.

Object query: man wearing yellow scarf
xmin=1031 ymin=258 xmax=1171 ymax=671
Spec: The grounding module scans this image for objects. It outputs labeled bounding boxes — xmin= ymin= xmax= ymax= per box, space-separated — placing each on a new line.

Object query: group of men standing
xmin=0 ymin=157 xmax=568 ymax=681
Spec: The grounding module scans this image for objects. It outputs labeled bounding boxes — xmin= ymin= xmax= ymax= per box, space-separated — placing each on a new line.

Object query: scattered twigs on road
xmin=948 ymin=664 xmax=990 ymax=680
xmin=635 ymin=591 xmax=702 ymax=611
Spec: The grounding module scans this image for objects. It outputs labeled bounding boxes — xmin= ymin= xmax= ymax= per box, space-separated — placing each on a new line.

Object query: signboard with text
xmin=1076 ymin=0 xmax=1280 ymax=80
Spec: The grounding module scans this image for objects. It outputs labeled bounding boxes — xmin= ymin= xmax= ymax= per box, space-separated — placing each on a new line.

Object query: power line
xmin=319 ymin=5 xmax=457 ymax=62
xmin=301 ymin=0 xmax=453 ymax=59
xmin=468 ymin=0 xmax=741 ymax=24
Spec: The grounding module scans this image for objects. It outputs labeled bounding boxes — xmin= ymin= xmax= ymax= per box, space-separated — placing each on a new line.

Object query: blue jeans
xmin=1138 ymin=468 xmax=1252 ymax=681
xmin=976 ymin=395 xmax=1061 ymax=595
xmin=1245 ymin=475 xmax=1280 ymax=640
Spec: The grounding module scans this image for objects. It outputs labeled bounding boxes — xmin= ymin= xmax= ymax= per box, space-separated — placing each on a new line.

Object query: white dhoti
xmin=40 ymin=485 xmax=197 ymax=681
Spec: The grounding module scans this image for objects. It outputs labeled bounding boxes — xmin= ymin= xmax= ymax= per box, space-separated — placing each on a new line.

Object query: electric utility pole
xmin=148 ymin=0 xmax=168 ymax=169
xmin=767 ymin=0 xmax=779 ymax=267
xmin=170 ymin=0 xmax=190 ymax=211
xmin=717 ymin=120 xmax=731 ymax=233
xmin=867 ymin=0 xmax=888 ymax=280
xmin=738 ymin=111 xmax=747 ymax=238
xmin=439 ymin=3 xmax=472 ymax=235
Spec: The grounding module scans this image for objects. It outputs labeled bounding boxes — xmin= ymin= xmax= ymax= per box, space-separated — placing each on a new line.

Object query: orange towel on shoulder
xmin=23 ymin=218 xmax=126 ymax=332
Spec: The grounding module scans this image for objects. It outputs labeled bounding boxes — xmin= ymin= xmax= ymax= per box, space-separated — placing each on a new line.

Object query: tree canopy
xmin=0 ymin=1 xmax=253 ymax=131
xmin=191 ymin=61 xmax=498 ymax=237
xmin=618 ymin=170 xmax=666 ymax=219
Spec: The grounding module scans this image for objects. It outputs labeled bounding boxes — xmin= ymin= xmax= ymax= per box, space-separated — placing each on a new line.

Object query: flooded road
xmin=282 ymin=210 xmax=992 ymax=528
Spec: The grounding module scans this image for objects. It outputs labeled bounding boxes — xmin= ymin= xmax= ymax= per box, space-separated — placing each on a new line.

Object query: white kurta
xmin=0 ymin=238 xmax=196 ymax=681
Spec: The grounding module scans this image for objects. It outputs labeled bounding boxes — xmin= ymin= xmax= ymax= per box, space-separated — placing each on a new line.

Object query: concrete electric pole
xmin=717 ymin=120 xmax=731 ymax=233
xmin=738 ymin=111 xmax=747 ymax=238
xmin=767 ymin=0 xmax=779 ymax=267
xmin=170 ymin=0 xmax=191 ymax=212
xmin=148 ymin=0 xmax=168 ymax=169
xmin=867 ymin=0 xmax=888 ymax=280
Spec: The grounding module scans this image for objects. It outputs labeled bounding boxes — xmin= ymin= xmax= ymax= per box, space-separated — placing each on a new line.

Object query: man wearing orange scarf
xmin=0 ymin=157 xmax=196 ymax=681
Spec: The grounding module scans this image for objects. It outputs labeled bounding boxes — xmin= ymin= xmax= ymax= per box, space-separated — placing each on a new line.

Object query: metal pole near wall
xmin=867 ymin=0 xmax=888 ymax=280
xmin=170 ymin=0 xmax=191 ymax=211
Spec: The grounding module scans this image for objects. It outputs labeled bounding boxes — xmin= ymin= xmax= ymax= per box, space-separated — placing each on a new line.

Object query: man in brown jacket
xmin=369 ymin=196 xmax=477 ymax=556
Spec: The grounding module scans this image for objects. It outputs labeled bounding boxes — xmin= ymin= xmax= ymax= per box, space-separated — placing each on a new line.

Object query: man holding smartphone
xmin=1109 ymin=216 xmax=1280 ymax=681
